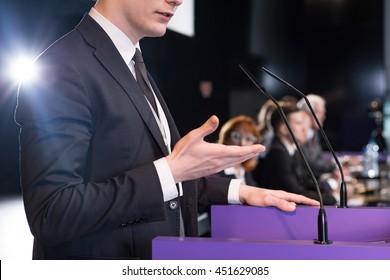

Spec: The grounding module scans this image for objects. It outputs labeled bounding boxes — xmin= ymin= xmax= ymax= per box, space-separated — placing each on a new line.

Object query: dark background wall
xmin=230 ymin=0 xmax=383 ymax=152
xmin=0 ymin=0 xmax=385 ymax=195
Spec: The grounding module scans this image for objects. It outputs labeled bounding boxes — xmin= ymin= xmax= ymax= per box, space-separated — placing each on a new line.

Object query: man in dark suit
xmin=15 ymin=0 xmax=319 ymax=260
xmin=296 ymin=94 xmax=338 ymax=177
xmin=252 ymin=103 xmax=337 ymax=205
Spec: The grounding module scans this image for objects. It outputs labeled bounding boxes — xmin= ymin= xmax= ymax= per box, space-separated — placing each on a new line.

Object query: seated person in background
xmin=252 ymin=103 xmax=337 ymax=205
xmin=257 ymin=99 xmax=276 ymax=145
xmin=199 ymin=115 xmax=261 ymax=236
xmin=216 ymin=115 xmax=260 ymax=186
xmin=296 ymin=94 xmax=336 ymax=174
xmin=257 ymin=99 xmax=277 ymax=152
xmin=257 ymin=97 xmax=296 ymax=157
xmin=296 ymin=94 xmax=348 ymax=192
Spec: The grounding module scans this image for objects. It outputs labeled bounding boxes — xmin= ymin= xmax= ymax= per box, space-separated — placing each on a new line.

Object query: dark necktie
xmin=133 ymin=48 xmax=183 ymax=235
xmin=292 ymin=151 xmax=304 ymax=185
xmin=133 ymin=48 xmax=158 ymax=114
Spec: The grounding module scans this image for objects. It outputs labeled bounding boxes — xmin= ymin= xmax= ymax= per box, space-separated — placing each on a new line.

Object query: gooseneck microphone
xmin=261 ymin=67 xmax=348 ymax=208
xmin=239 ymin=64 xmax=332 ymax=245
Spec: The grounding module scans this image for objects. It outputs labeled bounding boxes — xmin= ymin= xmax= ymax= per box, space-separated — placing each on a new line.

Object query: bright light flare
xmin=8 ymin=55 xmax=39 ymax=84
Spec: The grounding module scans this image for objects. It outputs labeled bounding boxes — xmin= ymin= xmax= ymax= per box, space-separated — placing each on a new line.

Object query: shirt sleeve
xmin=154 ymin=158 xmax=178 ymax=202
xmin=228 ymin=179 xmax=242 ymax=204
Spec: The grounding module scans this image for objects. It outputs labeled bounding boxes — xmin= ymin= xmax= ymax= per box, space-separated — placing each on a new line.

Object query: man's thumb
xmin=198 ymin=115 xmax=219 ymax=138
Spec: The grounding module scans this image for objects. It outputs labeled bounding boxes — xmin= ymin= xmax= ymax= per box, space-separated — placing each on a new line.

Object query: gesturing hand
xmin=166 ymin=115 xmax=265 ymax=183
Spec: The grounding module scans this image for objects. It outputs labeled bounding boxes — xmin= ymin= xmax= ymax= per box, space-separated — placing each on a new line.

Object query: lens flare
xmin=8 ymin=55 xmax=38 ymax=84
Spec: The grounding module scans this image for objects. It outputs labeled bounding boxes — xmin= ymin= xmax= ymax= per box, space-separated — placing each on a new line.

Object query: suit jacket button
xmin=169 ymin=200 xmax=178 ymax=210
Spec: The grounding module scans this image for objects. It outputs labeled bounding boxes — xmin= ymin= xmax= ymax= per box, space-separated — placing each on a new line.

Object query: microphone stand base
xmin=336 ymin=205 xmax=350 ymax=208
xmin=314 ymin=240 xmax=333 ymax=245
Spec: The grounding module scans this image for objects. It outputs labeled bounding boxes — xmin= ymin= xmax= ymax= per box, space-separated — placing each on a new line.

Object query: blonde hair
xmin=296 ymin=94 xmax=325 ymax=113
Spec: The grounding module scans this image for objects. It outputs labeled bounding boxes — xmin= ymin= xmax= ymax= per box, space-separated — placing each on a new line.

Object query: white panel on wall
xmin=167 ymin=0 xmax=194 ymax=37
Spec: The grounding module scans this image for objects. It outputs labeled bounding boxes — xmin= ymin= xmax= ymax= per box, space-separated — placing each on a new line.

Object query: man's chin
xmin=147 ymin=27 xmax=168 ymax=38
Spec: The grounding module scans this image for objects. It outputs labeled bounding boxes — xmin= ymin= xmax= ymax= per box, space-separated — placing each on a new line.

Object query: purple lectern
xmin=211 ymin=205 xmax=390 ymax=242
xmin=152 ymin=205 xmax=390 ymax=259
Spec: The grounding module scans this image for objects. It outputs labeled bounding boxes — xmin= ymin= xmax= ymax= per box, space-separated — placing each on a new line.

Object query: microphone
xmin=239 ymin=64 xmax=332 ymax=245
xmin=261 ymin=66 xmax=348 ymax=208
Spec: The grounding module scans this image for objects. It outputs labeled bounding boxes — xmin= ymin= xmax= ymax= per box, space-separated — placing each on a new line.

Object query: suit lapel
xmin=76 ymin=15 xmax=171 ymax=155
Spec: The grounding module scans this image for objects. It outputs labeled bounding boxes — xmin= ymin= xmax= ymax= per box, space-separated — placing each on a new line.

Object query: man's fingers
xmin=192 ymin=115 xmax=219 ymax=140
xmin=276 ymin=200 xmax=297 ymax=212
xmin=276 ymin=191 xmax=320 ymax=207
xmin=268 ymin=194 xmax=318 ymax=212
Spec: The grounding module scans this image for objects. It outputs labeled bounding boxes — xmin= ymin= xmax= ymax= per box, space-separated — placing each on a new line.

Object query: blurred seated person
xmin=296 ymin=94 xmax=353 ymax=191
xmin=216 ymin=115 xmax=260 ymax=186
xmin=257 ymin=99 xmax=277 ymax=150
xmin=252 ymin=103 xmax=337 ymax=205
xmin=257 ymin=96 xmax=296 ymax=156
xmin=296 ymin=94 xmax=336 ymax=175
xmin=198 ymin=115 xmax=261 ymax=236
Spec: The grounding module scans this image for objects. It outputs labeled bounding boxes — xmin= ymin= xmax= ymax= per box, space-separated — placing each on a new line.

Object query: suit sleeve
xmin=15 ymin=54 xmax=167 ymax=247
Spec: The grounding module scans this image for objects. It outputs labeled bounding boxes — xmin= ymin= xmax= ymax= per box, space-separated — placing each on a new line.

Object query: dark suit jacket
xmin=217 ymin=170 xmax=257 ymax=187
xmin=15 ymin=15 xmax=230 ymax=260
xmin=301 ymin=131 xmax=336 ymax=177
xmin=252 ymin=137 xmax=336 ymax=205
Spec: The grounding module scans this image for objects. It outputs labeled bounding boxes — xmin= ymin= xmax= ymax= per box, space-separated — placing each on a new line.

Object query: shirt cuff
xmin=228 ymin=179 xmax=242 ymax=205
xmin=154 ymin=158 xmax=178 ymax=202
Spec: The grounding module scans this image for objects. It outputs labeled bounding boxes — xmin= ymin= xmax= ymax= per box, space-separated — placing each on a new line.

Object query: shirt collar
xmin=224 ymin=166 xmax=246 ymax=180
xmin=89 ymin=8 xmax=139 ymax=66
xmin=307 ymin=128 xmax=315 ymax=141
xmin=224 ymin=167 xmax=236 ymax=176
xmin=281 ymin=138 xmax=297 ymax=156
